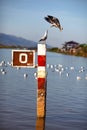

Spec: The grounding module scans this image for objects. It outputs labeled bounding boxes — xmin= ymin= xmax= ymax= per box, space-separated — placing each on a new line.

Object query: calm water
xmin=0 ymin=49 xmax=87 ymax=130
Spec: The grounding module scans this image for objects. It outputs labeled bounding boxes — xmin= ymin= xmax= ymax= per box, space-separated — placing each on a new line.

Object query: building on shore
xmin=61 ymin=41 xmax=80 ymax=54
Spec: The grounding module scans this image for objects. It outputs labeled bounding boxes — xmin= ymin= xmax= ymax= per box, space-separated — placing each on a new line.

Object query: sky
xmin=0 ymin=0 xmax=87 ymax=47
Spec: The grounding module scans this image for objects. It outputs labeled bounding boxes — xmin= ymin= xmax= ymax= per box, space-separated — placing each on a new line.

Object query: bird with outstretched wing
xmin=44 ymin=15 xmax=63 ymax=31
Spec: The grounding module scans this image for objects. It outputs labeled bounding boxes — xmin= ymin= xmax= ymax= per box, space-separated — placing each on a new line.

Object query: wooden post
xmin=37 ymin=43 xmax=47 ymax=118
xmin=36 ymin=117 xmax=45 ymax=130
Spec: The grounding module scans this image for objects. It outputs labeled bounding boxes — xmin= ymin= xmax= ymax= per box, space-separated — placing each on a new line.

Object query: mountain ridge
xmin=0 ymin=33 xmax=37 ymax=48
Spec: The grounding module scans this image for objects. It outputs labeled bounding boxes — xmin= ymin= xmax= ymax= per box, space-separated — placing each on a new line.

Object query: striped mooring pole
xmin=37 ymin=43 xmax=47 ymax=118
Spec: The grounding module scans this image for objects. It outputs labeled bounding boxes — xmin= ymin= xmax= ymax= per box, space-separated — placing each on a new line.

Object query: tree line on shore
xmin=48 ymin=43 xmax=87 ymax=57
xmin=0 ymin=43 xmax=87 ymax=57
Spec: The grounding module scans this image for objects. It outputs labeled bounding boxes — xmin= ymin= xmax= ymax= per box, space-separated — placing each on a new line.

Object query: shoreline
xmin=0 ymin=45 xmax=87 ymax=58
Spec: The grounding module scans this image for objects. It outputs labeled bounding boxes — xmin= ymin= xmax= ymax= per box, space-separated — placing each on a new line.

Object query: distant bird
xmin=77 ymin=76 xmax=81 ymax=80
xmin=39 ymin=30 xmax=48 ymax=42
xmin=24 ymin=73 xmax=28 ymax=78
xmin=44 ymin=15 xmax=63 ymax=31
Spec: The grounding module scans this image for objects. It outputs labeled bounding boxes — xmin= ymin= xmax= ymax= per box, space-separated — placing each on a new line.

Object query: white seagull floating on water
xmin=39 ymin=30 xmax=48 ymax=42
xmin=44 ymin=15 xmax=63 ymax=31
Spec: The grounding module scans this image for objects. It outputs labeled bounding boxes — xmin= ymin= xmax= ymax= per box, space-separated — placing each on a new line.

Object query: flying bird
xmin=44 ymin=15 xmax=63 ymax=31
xmin=39 ymin=30 xmax=48 ymax=42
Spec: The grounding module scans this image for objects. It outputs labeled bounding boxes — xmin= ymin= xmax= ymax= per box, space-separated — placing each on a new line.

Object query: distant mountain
xmin=0 ymin=33 xmax=37 ymax=48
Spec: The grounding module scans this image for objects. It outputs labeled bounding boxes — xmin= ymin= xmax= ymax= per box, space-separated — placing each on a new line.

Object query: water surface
xmin=0 ymin=49 xmax=87 ymax=130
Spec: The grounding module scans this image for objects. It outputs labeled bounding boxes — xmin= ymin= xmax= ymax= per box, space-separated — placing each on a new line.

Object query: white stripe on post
xmin=38 ymin=67 xmax=46 ymax=78
xmin=38 ymin=44 xmax=46 ymax=55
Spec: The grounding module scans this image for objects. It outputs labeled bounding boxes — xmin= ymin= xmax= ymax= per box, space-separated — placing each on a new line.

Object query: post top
xmin=37 ymin=43 xmax=46 ymax=55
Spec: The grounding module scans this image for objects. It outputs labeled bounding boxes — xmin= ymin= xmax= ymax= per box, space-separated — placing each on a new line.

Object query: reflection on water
xmin=0 ymin=49 xmax=87 ymax=130
xmin=36 ymin=117 xmax=45 ymax=130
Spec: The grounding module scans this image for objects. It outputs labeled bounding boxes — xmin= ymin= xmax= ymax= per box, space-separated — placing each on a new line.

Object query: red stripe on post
xmin=38 ymin=55 xmax=46 ymax=66
xmin=38 ymin=78 xmax=46 ymax=89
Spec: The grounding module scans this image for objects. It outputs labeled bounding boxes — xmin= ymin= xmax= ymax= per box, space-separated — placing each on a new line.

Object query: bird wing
xmin=55 ymin=18 xmax=61 ymax=26
xmin=44 ymin=17 xmax=54 ymax=24
xmin=48 ymin=15 xmax=60 ymax=26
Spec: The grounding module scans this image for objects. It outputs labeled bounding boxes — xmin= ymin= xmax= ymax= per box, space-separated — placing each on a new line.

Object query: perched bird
xmin=39 ymin=30 xmax=48 ymax=42
xmin=44 ymin=15 xmax=63 ymax=31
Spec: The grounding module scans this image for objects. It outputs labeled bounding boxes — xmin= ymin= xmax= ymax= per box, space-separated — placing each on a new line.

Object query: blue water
xmin=0 ymin=49 xmax=87 ymax=130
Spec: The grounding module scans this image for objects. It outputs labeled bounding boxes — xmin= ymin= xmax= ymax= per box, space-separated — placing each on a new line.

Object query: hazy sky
xmin=0 ymin=0 xmax=87 ymax=47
